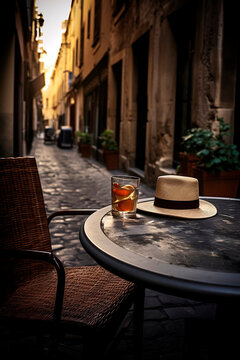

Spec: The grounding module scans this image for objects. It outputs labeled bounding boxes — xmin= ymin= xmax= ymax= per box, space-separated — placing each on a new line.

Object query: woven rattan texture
xmin=0 ymin=157 xmax=51 ymax=252
xmin=0 ymin=266 xmax=135 ymax=328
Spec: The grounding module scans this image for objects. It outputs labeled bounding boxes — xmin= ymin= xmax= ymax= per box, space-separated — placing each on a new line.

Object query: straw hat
xmin=137 ymin=175 xmax=217 ymax=219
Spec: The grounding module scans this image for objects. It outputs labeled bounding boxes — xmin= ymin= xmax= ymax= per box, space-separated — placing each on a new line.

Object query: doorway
xmin=98 ymin=79 xmax=107 ymax=139
xmin=169 ymin=2 xmax=196 ymax=166
xmin=112 ymin=60 xmax=122 ymax=145
xmin=234 ymin=45 xmax=240 ymax=151
xmin=70 ymin=102 xmax=75 ymax=133
xmin=14 ymin=38 xmax=22 ymax=155
xmin=84 ymin=79 xmax=107 ymax=159
xmin=133 ymin=32 xmax=149 ymax=170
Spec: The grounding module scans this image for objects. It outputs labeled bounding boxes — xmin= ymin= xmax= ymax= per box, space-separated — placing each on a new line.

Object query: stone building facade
xmin=43 ymin=0 xmax=239 ymax=185
xmin=0 ymin=0 xmax=45 ymax=156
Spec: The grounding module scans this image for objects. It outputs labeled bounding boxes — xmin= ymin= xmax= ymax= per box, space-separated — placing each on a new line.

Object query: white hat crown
xmin=155 ymin=175 xmax=199 ymax=201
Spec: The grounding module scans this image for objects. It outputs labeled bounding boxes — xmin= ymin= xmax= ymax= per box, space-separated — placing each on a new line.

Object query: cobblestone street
xmin=0 ymin=139 xmax=217 ymax=359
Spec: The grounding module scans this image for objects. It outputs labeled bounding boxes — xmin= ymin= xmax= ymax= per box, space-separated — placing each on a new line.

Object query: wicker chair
xmin=0 ymin=157 xmax=144 ymax=357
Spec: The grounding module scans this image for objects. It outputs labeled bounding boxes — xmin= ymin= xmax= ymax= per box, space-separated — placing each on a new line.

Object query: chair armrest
xmin=0 ymin=248 xmax=65 ymax=323
xmin=47 ymin=209 xmax=98 ymax=224
xmin=0 ymin=248 xmax=56 ymax=262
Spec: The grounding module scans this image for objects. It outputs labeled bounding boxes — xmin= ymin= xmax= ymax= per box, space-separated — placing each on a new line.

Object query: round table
xmin=80 ymin=197 xmax=240 ymax=303
xmin=80 ymin=197 xmax=240 ymax=357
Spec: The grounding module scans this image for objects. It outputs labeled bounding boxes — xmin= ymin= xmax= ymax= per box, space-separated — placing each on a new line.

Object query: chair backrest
xmin=0 ymin=157 xmax=51 ymax=252
xmin=0 ymin=157 xmax=52 ymax=298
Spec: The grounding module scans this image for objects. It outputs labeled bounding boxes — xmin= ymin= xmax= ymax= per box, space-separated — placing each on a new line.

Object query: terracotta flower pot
xmin=103 ymin=150 xmax=119 ymax=170
xmin=178 ymin=152 xmax=188 ymax=175
xmin=193 ymin=167 xmax=240 ymax=197
xmin=179 ymin=152 xmax=199 ymax=177
xmin=78 ymin=143 xmax=91 ymax=158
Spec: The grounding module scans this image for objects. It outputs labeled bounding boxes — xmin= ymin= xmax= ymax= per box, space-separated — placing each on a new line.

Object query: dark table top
xmin=80 ymin=197 xmax=240 ymax=302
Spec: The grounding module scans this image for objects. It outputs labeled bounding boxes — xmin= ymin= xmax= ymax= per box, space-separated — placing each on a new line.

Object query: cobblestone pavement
xmin=2 ymin=139 xmax=216 ymax=359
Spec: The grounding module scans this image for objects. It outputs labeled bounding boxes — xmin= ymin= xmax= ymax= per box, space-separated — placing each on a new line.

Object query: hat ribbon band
xmin=154 ymin=197 xmax=199 ymax=210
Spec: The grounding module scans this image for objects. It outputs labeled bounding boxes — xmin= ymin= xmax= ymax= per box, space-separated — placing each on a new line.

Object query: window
xmin=112 ymin=0 xmax=128 ymax=23
xmin=76 ymin=38 xmax=79 ymax=67
xmin=80 ymin=25 xmax=84 ymax=66
xmin=93 ymin=0 xmax=101 ymax=46
xmin=87 ymin=9 xmax=91 ymax=39
xmin=112 ymin=0 xmax=124 ymax=16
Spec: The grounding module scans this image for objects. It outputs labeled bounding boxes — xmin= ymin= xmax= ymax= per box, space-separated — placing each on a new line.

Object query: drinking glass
xmin=111 ymin=175 xmax=140 ymax=217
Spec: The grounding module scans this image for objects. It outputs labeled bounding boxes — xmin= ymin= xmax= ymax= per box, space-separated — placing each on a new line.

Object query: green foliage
xmin=75 ymin=131 xmax=92 ymax=144
xmin=99 ymin=129 xmax=118 ymax=151
xmin=181 ymin=118 xmax=240 ymax=173
xmin=181 ymin=127 xmax=214 ymax=154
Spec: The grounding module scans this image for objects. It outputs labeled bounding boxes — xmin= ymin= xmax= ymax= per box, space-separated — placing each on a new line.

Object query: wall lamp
xmin=38 ymin=13 xmax=44 ymax=27
xmin=34 ymin=12 xmax=44 ymax=38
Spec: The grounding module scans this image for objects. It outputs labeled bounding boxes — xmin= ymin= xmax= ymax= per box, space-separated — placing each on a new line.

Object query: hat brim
xmin=137 ymin=199 xmax=217 ymax=219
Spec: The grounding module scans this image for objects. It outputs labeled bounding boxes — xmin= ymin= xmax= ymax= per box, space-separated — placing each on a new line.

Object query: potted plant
xmin=99 ymin=129 xmax=119 ymax=170
xmin=179 ymin=127 xmax=213 ymax=177
xmin=193 ymin=118 xmax=240 ymax=197
xmin=76 ymin=131 xmax=92 ymax=158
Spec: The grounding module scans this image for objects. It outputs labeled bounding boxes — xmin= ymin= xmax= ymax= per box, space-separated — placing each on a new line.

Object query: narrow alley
xmin=1 ymin=1 xmax=239 ymax=358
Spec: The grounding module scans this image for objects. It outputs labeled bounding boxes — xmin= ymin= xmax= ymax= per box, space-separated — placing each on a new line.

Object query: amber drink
xmin=111 ymin=175 xmax=140 ymax=217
